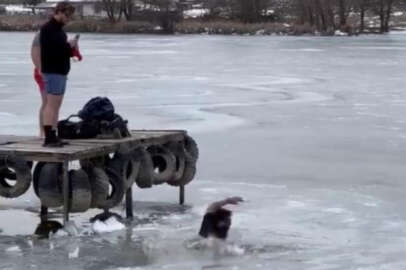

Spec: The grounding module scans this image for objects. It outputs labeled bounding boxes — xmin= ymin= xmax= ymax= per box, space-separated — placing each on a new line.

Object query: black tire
xmin=107 ymin=152 xmax=140 ymax=190
xmin=166 ymin=142 xmax=186 ymax=186
xmin=33 ymin=162 xmax=46 ymax=197
xmin=38 ymin=163 xmax=63 ymax=207
xmin=134 ymin=148 xmax=154 ymax=189
xmin=69 ymin=169 xmax=92 ymax=213
xmin=84 ymin=167 xmax=109 ymax=209
xmin=184 ymin=135 xmax=199 ymax=161
xmin=0 ymin=168 xmax=16 ymax=180
xmin=3 ymin=161 xmax=33 ymax=182
xmin=101 ymin=167 xmax=125 ymax=209
xmin=0 ymin=156 xmax=32 ymax=198
xmin=80 ymin=155 xmax=110 ymax=170
xmin=176 ymin=157 xmax=197 ymax=186
xmin=147 ymin=145 xmax=176 ymax=185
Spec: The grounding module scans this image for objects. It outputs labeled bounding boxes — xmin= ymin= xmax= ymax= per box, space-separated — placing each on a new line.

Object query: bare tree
xmin=121 ymin=0 xmax=135 ymax=20
xmin=102 ymin=0 xmax=122 ymax=22
xmin=23 ymin=0 xmax=42 ymax=15
xmin=370 ymin=0 xmax=396 ymax=32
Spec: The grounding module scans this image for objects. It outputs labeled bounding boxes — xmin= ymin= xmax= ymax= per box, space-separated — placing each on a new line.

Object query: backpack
xmin=78 ymin=97 xmax=115 ymax=122
xmin=58 ymin=98 xmax=131 ymax=140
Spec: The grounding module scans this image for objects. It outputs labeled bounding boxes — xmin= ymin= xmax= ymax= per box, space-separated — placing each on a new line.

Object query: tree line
xmin=99 ymin=0 xmax=404 ymax=33
xmin=291 ymin=0 xmax=403 ymax=33
xmin=2 ymin=0 xmax=404 ymax=33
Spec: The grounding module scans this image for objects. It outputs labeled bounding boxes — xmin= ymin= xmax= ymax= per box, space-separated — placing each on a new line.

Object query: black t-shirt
xmin=40 ymin=18 xmax=72 ymax=75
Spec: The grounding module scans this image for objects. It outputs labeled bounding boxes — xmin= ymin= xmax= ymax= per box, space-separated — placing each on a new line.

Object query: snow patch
xmin=324 ymin=207 xmax=346 ymax=214
xmin=92 ymin=216 xmax=125 ymax=233
xmin=6 ymin=246 xmax=21 ymax=252
xmin=286 ymin=200 xmax=306 ymax=208
xmin=68 ymin=246 xmax=80 ymax=258
xmin=183 ymin=8 xmax=209 ymax=18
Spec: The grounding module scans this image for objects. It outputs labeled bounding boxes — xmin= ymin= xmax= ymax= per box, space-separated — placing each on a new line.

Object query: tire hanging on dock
xmin=134 ymin=148 xmax=154 ymax=188
xmin=83 ymin=166 xmax=109 ymax=209
xmin=165 ymin=141 xmax=186 ymax=186
xmin=80 ymin=155 xmax=110 ymax=170
xmin=147 ymin=145 xmax=176 ymax=185
xmin=167 ymin=136 xmax=198 ymax=187
xmin=38 ymin=163 xmax=63 ymax=207
xmin=33 ymin=162 xmax=46 ymax=197
xmin=100 ymin=167 xmax=125 ymax=209
xmin=176 ymin=156 xmax=197 ymax=186
xmin=0 ymin=155 xmax=32 ymax=198
xmin=69 ymin=169 xmax=92 ymax=213
xmin=184 ymin=134 xmax=199 ymax=161
xmin=107 ymin=152 xmax=140 ymax=190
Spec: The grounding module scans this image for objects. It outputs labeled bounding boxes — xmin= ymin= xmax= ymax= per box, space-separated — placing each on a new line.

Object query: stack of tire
xmin=33 ymin=160 xmax=126 ymax=212
xmin=139 ymin=134 xmax=199 ymax=187
xmin=0 ymin=134 xmax=199 ymax=212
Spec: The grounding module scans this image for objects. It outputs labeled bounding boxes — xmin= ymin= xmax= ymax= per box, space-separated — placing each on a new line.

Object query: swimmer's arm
xmin=206 ymin=196 xmax=243 ymax=213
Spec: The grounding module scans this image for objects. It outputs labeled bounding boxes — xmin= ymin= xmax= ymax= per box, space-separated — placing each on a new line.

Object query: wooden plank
xmin=0 ymin=135 xmax=38 ymax=145
xmin=0 ymin=130 xmax=186 ymax=162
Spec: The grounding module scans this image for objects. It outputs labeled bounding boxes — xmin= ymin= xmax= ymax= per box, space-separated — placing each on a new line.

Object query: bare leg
xmin=43 ymin=94 xmax=64 ymax=127
xmin=52 ymin=96 xmax=63 ymax=129
xmin=39 ymin=91 xmax=47 ymax=138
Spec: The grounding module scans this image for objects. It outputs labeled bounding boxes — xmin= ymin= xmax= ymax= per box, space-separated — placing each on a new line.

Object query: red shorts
xmin=34 ymin=68 xmax=45 ymax=92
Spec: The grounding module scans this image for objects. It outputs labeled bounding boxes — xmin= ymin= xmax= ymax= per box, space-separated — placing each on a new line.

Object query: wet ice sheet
xmin=1 ymin=32 xmax=406 ymax=269
xmin=1 ymin=181 xmax=406 ymax=269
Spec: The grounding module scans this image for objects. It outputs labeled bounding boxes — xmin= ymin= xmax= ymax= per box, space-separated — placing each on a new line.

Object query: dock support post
xmin=179 ymin=185 xmax=185 ymax=205
xmin=40 ymin=205 xmax=48 ymax=222
xmin=62 ymin=161 xmax=69 ymax=226
xmin=125 ymin=187 xmax=133 ymax=219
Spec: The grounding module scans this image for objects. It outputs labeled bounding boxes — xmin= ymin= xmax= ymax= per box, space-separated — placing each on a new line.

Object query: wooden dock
xmin=0 ymin=130 xmax=186 ymax=162
xmin=0 ymin=130 xmax=189 ymax=226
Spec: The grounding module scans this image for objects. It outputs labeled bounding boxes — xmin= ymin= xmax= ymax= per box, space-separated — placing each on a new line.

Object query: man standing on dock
xmin=40 ymin=2 xmax=77 ymax=147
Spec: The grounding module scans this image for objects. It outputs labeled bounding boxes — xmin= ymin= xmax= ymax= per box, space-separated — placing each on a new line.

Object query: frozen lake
xmin=1 ymin=31 xmax=406 ymax=269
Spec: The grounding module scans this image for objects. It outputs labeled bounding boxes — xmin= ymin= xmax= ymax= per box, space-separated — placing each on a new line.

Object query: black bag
xmin=78 ymin=97 xmax=115 ymax=122
xmin=78 ymin=119 xmax=101 ymax=138
xmin=58 ymin=115 xmax=101 ymax=139
xmin=58 ymin=115 xmax=80 ymax=139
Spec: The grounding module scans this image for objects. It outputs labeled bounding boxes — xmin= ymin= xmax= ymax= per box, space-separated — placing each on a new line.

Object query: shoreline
xmin=1 ymin=15 xmax=403 ymax=36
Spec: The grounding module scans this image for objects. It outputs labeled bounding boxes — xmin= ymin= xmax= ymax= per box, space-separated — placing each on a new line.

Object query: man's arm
xmin=31 ymin=33 xmax=41 ymax=72
xmin=206 ymin=196 xmax=243 ymax=213
xmin=31 ymin=45 xmax=41 ymax=71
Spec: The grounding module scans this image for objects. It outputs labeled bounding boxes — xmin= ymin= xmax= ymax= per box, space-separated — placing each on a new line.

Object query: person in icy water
xmin=199 ymin=196 xmax=243 ymax=240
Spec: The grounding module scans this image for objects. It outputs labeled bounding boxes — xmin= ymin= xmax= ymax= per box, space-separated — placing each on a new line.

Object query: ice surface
xmin=1 ymin=32 xmax=406 ymax=269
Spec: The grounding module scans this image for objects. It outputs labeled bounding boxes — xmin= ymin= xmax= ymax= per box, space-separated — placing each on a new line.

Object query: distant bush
xmin=175 ymin=19 xmax=316 ymax=35
xmin=66 ymin=19 xmax=157 ymax=34
xmin=0 ymin=14 xmax=45 ymax=31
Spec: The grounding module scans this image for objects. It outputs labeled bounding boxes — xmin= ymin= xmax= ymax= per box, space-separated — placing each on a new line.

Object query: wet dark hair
xmin=199 ymin=208 xmax=232 ymax=240
xmin=54 ymin=2 xmax=75 ymax=16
